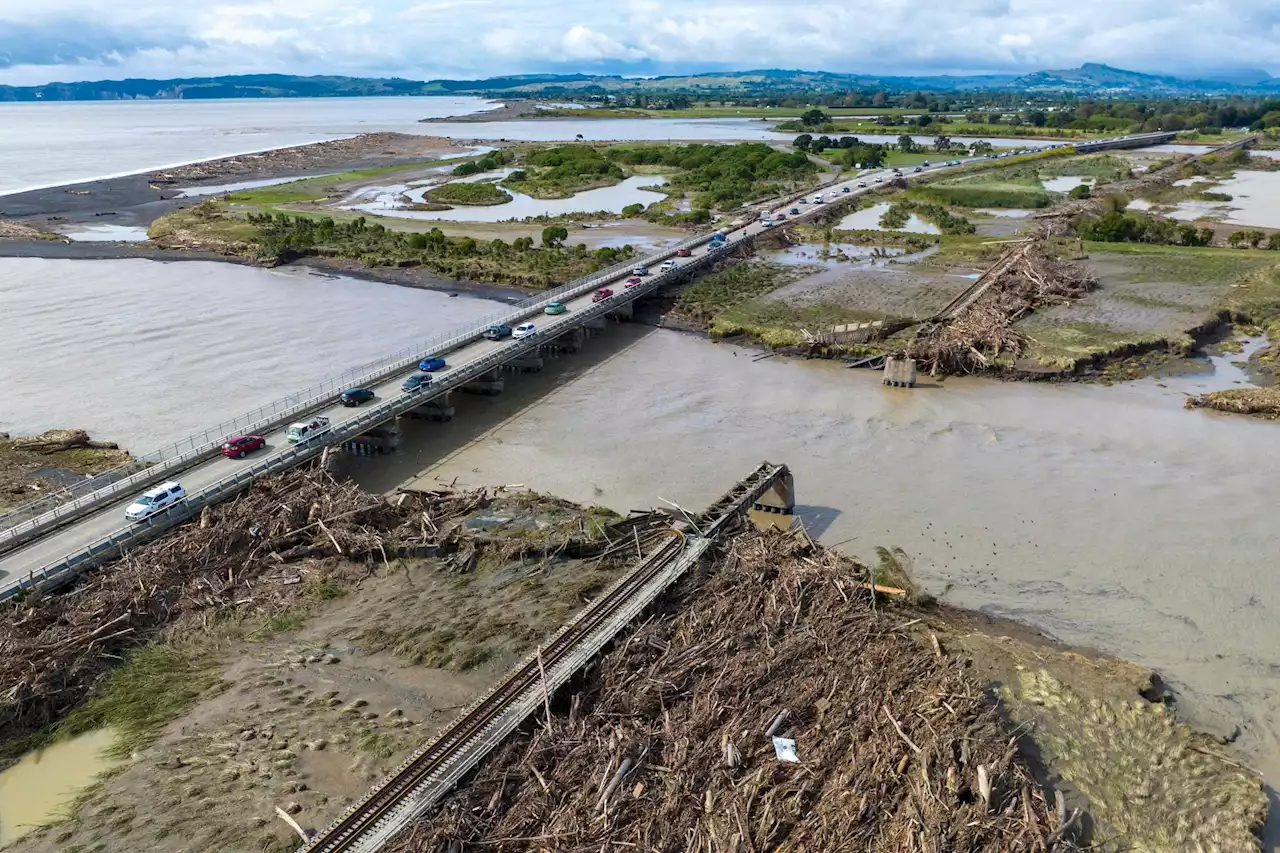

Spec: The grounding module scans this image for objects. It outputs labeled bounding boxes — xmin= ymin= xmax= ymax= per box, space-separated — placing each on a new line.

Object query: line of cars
xmin=121 ymin=242 xmax=711 ymax=522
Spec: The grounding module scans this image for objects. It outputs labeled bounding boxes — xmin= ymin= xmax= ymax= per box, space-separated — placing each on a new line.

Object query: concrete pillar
xmin=462 ymin=368 xmax=504 ymax=395
xmin=747 ymin=470 xmax=796 ymax=532
xmin=505 ymin=353 xmax=545 ymax=373
xmin=883 ymin=357 xmax=917 ymax=388
xmin=607 ymin=301 xmax=634 ymax=320
xmin=585 ymin=317 xmax=607 ymax=332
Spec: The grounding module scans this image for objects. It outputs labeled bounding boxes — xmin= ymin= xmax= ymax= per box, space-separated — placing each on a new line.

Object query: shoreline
xmin=0 ymin=132 xmax=477 ymax=239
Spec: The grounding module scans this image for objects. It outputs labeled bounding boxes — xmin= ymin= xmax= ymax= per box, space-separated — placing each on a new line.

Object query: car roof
xmin=144 ymin=481 xmax=181 ymax=497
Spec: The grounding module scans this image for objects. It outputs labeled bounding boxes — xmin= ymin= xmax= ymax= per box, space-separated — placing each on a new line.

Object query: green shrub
xmin=425 ymin=182 xmax=511 ymax=206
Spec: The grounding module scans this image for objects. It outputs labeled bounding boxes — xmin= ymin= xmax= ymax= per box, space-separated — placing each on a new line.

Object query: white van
xmin=125 ymin=481 xmax=186 ymax=521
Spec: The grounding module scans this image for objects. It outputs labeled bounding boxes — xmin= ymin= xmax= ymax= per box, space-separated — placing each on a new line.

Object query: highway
xmin=0 ymin=147 xmax=1042 ymax=594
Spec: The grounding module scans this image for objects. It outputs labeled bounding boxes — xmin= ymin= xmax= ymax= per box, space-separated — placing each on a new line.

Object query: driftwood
xmin=12 ymin=428 xmax=120 ymax=455
xmin=906 ymin=242 xmax=1097 ymax=375
xmin=393 ymin=529 xmax=1081 ymax=853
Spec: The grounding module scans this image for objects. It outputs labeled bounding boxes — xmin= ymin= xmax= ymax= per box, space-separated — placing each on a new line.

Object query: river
xmin=0 ymin=258 xmax=499 ymax=449
xmin=342 ymin=323 xmax=1280 ymax=807
xmin=0 ymin=96 xmax=497 ymax=197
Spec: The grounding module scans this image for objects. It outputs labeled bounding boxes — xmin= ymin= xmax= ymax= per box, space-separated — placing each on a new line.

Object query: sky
xmin=0 ymin=0 xmax=1277 ymax=86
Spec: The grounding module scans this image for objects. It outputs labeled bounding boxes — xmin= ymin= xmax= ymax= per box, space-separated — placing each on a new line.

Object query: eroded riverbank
xmin=340 ymin=322 xmax=1280 ymax=821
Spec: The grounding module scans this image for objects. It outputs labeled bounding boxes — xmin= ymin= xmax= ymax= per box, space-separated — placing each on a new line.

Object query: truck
xmin=285 ymin=416 xmax=331 ymax=444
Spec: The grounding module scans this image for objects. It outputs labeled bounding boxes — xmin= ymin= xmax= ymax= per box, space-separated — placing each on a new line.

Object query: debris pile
xmin=0 ymin=469 xmax=660 ymax=747
xmin=1185 ymin=387 xmax=1280 ymax=419
xmin=907 ymin=242 xmax=1096 ymax=375
xmin=394 ymin=529 xmax=1080 ymax=853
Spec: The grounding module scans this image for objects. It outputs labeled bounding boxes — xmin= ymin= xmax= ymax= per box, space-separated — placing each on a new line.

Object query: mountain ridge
xmin=2 ymin=64 xmax=1278 ymax=101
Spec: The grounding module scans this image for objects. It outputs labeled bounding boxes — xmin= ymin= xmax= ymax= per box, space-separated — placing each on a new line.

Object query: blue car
xmin=401 ymin=373 xmax=433 ymax=392
xmin=418 ymin=356 xmax=447 ymax=372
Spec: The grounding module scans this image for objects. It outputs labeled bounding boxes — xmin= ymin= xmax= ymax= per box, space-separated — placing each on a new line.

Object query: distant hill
xmin=3 ymin=65 xmax=1277 ymax=102
xmin=1006 ymin=63 xmax=1278 ymax=94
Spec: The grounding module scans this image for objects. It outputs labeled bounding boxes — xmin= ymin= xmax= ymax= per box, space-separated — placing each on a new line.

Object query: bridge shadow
xmin=792 ymin=505 xmax=842 ymax=541
xmin=345 ymin=321 xmax=658 ymax=496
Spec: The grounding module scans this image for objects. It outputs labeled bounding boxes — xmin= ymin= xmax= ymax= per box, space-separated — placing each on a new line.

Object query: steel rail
xmin=299 ymin=461 xmax=788 ymax=853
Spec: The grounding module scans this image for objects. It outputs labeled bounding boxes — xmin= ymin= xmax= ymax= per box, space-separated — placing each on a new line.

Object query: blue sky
xmin=0 ymin=0 xmax=1276 ymax=85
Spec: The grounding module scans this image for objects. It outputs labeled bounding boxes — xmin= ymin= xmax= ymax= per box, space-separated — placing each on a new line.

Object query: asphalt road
xmin=0 ymin=151 xmax=1006 ymax=591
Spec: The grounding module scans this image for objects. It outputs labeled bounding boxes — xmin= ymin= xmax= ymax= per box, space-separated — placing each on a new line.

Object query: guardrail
xmin=3 ymin=238 xmax=741 ymax=600
xmin=0 ymin=233 xmax=711 ymax=556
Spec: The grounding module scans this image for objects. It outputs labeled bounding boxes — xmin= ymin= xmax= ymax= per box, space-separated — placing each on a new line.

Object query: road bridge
xmin=0 ymin=132 xmax=1163 ymax=598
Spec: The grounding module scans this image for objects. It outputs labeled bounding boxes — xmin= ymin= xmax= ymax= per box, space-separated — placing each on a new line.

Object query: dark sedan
xmin=340 ymin=388 xmax=375 ymax=407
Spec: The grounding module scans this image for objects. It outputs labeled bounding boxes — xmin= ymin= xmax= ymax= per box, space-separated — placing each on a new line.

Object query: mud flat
xmin=0 ymin=132 xmax=472 ymax=244
xmin=0 ymin=466 xmax=1267 ymax=853
xmin=0 ymin=429 xmax=129 ymax=513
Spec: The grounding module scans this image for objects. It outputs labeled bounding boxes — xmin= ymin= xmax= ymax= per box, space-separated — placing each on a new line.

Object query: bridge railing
xmin=0 ymin=233 xmax=710 ymax=551
xmin=6 ymin=239 xmax=739 ymax=600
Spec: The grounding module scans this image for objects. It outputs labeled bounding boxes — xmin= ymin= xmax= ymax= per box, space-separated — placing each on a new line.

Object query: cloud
xmin=0 ymin=0 xmax=1277 ymax=85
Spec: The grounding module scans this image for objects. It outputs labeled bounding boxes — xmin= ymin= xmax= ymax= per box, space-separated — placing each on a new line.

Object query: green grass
xmin=676 ymin=262 xmax=797 ymax=320
xmin=425 ymin=181 xmax=512 ymax=205
xmin=1020 ymin=322 xmax=1176 ymax=370
xmin=882 ymin=151 xmax=941 ymax=168
xmin=146 ymin=203 xmax=261 ymax=243
xmin=910 ymin=182 xmax=1054 ymax=209
xmin=656 ymin=106 xmax=902 ymax=119
xmin=1086 ymin=242 xmax=1276 ymax=287
xmin=712 ymin=300 xmax=897 ymax=348
xmin=1036 ymin=154 xmax=1131 ymax=180
xmin=57 ymin=645 xmax=225 ymax=759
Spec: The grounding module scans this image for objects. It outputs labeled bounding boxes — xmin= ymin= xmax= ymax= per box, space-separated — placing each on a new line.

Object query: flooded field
xmin=838 ymin=203 xmax=941 ymax=234
xmin=351 ymin=175 xmax=670 ymax=223
xmin=1041 ymin=175 xmax=1095 ymax=193
xmin=1132 ymin=170 xmax=1280 ymax=228
xmin=59 ymin=224 xmax=151 ymax=242
xmin=0 ymin=729 xmax=119 ymax=844
xmin=0 ymin=257 xmax=498 ymax=449
xmin=344 ymin=323 xmax=1280 ymax=806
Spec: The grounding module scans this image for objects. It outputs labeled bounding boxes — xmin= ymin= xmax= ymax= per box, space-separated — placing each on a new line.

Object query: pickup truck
xmin=286 ymin=416 xmax=331 ymax=444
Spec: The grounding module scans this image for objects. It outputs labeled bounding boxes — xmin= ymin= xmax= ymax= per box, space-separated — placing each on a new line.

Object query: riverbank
xmin=0 ymin=467 xmax=1266 ymax=852
xmin=0 ymin=430 xmax=130 ymax=513
xmin=0 ymin=132 xmax=474 ymax=242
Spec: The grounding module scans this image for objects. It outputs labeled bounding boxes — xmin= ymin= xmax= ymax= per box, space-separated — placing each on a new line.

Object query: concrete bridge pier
xmin=883 ymin=357 xmax=917 ymax=388
xmin=341 ymin=422 xmax=400 ymax=456
xmin=504 ymin=350 xmax=545 ymax=373
xmin=546 ymin=326 xmax=585 ymax=356
xmin=747 ymin=469 xmax=796 ymax=531
xmin=404 ymin=392 xmax=456 ymax=422
xmin=462 ymin=368 xmax=505 ymax=396
xmin=584 ymin=317 xmax=608 ymax=334
xmin=606 ymin=301 xmax=634 ymax=320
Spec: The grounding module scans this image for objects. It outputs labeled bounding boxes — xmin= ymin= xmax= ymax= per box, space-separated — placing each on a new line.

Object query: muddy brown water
xmin=0 ymin=729 xmax=119 ymax=845
xmin=349 ymin=323 xmax=1280 ymax=838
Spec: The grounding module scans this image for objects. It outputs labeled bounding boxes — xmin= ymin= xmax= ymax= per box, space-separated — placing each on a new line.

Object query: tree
xmin=799 ymin=108 xmax=830 ymax=127
xmin=541 ymin=225 xmax=568 ymax=248
xmin=512 ymin=236 xmax=534 ymax=252
xmin=1068 ymin=184 xmax=1092 ymax=199
xmin=871 ymin=91 xmax=887 ymax=107
xmin=933 ymin=134 xmax=952 ymax=152
xmin=838 ymin=136 xmax=858 ymax=149
xmin=793 ymin=133 xmax=813 ymax=151
xmin=506 ymin=170 xmax=527 ymax=182
xmin=986 ymin=112 xmax=1003 ymax=125
xmin=812 ymin=135 xmax=833 ymax=152
xmin=897 ymin=134 xmax=920 ymax=154
xmin=970 ymin=140 xmax=994 ymax=156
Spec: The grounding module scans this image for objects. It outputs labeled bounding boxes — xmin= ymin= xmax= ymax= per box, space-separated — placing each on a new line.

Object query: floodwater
xmin=355 ymin=176 xmax=670 ymax=223
xmin=0 ymin=97 xmax=497 ymax=196
xmin=422 ymin=117 xmax=1054 ymax=150
xmin=0 ymin=257 xmax=498 ymax=449
xmin=838 ymin=203 xmax=941 ymax=234
xmin=346 ymin=323 xmax=1280 ymax=805
xmin=1041 ymin=176 xmax=1095 ymax=193
xmin=973 ymin=208 xmax=1035 ymax=218
xmin=59 ymin=224 xmax=151 ymax=242
xmin=0 ymin=728 xmax=119 ymax=844
xmin=1128 ymin=170 xmax=1280 ymax=228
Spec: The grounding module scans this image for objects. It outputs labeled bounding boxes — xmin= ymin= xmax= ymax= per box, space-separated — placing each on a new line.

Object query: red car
xmin=625 ymin=276 xmax=643 ymax=287
xmin=592 ymin=288 xmax=615 ymax=303
xmin=775 ymin=213 xmax=788 ymax=221
xmin=675 ymin=248 xmax=692 ymax=257
xmin=221 ymin=434 xmax=265 ymax=458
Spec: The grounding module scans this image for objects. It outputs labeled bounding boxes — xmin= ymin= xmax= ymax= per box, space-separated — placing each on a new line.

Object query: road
xmin=0 ymin=148 xmax=1029 ymax=592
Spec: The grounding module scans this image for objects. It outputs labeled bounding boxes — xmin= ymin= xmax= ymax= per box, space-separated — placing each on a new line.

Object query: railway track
xmin=299 ymin=462 xmax=790 ymax=853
